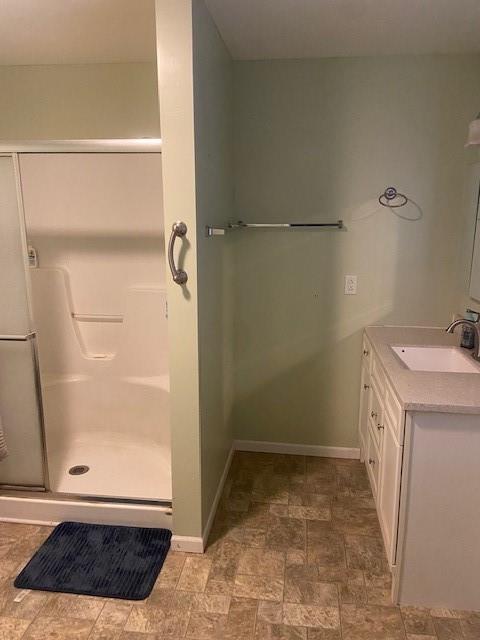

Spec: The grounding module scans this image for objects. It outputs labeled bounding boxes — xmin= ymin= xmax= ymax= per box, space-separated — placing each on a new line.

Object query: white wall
xmin=231 ymin=54 xmax=480 ymax=449
xmin=156 ymin=0 xmax=203 ymax=539
xmin=0 ymin=63 xmax=159 ymax=139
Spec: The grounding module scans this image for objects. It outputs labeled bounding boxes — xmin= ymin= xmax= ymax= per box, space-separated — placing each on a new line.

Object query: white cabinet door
xmin=366 ymin=424 xmax=380 ymax=498
xmin=378 ymin=415 xmax=403 ymax=565
xmin=358 ymin=365 xmax=371 ymax=461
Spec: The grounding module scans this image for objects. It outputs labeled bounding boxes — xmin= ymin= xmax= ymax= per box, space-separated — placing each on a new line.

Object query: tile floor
xmin=0 ymin=452 xmax=479 ymax=639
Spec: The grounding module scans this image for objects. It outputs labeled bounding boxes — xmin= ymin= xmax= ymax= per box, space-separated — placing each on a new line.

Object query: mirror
xmin=469 ymin=163 xmax=480 ymax=301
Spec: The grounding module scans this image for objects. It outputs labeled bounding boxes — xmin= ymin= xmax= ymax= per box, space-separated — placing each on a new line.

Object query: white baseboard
xmin=173 ymin=439 xmax=358 ymax=553
xmin=234 ymin=439 xmax=360 ymax=459
xmin=170 ymin=535 xmax=204 ymax=553
xmin=201 ymin=443 xmax=234 ymax=548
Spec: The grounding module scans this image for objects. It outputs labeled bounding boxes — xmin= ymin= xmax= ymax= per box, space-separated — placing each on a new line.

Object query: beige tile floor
xmin=0 ymin=452 xmax=479 ymax=639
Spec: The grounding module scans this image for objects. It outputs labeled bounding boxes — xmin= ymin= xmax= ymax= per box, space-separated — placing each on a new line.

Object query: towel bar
xmin=206 ymin=220 xmax=345 ymax=236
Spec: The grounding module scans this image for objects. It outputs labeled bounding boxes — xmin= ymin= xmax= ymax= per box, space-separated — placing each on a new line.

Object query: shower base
xmin=0 ymin=493 xmax=172 ymax=529
xmin=47 ymin=434 xmax=171 ymax=502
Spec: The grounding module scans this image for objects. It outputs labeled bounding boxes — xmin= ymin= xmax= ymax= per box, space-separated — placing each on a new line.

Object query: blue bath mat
xmin=14 ymin=521 xmax=172 ymax=600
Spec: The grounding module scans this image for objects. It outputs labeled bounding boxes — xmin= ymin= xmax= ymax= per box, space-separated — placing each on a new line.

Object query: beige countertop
xmin=365 ymin=325 xmax=480 ymax=414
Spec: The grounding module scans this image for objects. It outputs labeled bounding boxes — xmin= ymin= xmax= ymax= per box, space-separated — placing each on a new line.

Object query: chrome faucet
xmin=446 ymin=319 xmax=480 ymax=361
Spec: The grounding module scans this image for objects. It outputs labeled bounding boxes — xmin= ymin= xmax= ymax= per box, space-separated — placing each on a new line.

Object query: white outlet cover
xmin=345 ymin=275 xmax=357 ymax=295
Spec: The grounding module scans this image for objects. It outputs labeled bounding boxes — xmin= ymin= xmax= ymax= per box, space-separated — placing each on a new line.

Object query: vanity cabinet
xmin=358 ymin=327 xmax=480 ymax=609
xmin=358 ymin=334 xmax=404 ymax=568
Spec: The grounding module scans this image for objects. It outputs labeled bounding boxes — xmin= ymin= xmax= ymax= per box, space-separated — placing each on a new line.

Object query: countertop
xmin=365 ymin=325 xmax=480 ymax=414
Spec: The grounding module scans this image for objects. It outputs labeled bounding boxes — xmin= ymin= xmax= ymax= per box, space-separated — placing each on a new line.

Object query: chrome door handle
xmin=168 ymin=221 xmax=188 ymax=285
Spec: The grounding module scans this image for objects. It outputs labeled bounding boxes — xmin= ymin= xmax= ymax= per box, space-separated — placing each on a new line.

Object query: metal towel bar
xmin=206 ymin=220 xmax=345 ymax=236
xmin=229 ymin=220 xmax=344 ymax=229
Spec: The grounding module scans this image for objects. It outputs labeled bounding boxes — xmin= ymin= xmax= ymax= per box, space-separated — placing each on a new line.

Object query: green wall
xmin=231 ymin=55 xmax=480 ymax=448
xmin=156 ymin=0 xmax=235 ymax=539
xmin=0 ymin=63 xmax=159 ymax=139
xmin=192 ymin=0 xmax=235 ymax=533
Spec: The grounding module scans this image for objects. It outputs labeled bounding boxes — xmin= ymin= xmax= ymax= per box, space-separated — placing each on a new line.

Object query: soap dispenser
xmin=461 ymin=309 xmax=479 ymax=349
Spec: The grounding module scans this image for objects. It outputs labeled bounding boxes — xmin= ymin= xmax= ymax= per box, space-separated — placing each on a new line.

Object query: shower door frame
xmin=0 ymin=151 xmax=48 ymax=492
xmin=0 ymin=139 xmax=171 ymax=510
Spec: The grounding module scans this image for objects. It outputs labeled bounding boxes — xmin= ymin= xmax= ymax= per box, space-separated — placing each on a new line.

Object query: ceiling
xmin=205 ymin=0 xmax=480 ymax=60
xmin=0 ymin=0 xmax=155 ymax=65
xmin=0 ymin=0 xmax=479 ymax=66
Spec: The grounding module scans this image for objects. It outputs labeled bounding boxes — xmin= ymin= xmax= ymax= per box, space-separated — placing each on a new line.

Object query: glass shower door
xmin=0 ymin=155 xmax=46 ymax=489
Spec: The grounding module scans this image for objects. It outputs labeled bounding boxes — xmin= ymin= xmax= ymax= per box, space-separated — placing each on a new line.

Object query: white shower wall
xmin=20 ymin=153 xmax=165 ymax=355
xmin=19 ymin=152 xmax=171 ymax=501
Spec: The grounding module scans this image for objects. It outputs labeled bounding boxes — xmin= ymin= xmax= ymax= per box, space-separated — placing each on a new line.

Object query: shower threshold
xmin=0 ymin=489 xmax=172 ymax=529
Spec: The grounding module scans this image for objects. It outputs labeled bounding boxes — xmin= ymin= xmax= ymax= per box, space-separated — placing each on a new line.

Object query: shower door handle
xmin=168 ymin=221 xmax=188 ymax=285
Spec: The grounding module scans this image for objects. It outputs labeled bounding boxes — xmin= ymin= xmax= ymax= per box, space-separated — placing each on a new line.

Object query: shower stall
xmin=0 ymin=140 xmax=172 ymax=527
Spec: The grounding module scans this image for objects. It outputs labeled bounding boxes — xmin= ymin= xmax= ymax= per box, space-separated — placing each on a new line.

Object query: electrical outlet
xmin=345 ymin=275 xmax=357 ymax=295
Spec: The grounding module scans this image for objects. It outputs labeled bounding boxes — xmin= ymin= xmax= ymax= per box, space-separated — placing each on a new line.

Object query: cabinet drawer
xmin=369 ymin=378 xmax=384 ymax=450
xmin=366 ymin=423 xmax=380 ymax=497
xmin=362 ymin=335 xmax=373 ymax=372
xmin=371 ymin=352 xmax=386 ymax=395
xmin=385 ymin=378 xmax=404 ymax=442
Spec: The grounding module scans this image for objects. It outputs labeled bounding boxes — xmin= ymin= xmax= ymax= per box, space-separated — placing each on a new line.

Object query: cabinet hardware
xmin=368 ymin=458 xmax=375 ymax=465
xmin=363 ymin=349 xmax=369 ymax=356
xmin=377 ymin=424 xmax=384 ymax=431
xmin=363 ymin=384 xmax=370 ymax=390
xmin=371 ymin=411 xmax=377 ymax=419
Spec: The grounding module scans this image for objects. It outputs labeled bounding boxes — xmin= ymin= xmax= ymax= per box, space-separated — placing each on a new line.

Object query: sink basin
xmin=391 ymin=345 xmax=480 ymax=373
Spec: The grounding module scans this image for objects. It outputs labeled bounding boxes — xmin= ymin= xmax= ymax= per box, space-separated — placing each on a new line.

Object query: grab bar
xmin=168 ymin=221 xmax=188 ymax=285
xmin=0 ymin=332 xmax=36 ymax=341
xmin=72 ymin=314 xmax=123 ymax=323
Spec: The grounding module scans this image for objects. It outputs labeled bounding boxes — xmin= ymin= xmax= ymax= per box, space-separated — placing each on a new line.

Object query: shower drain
xmin=68 ymin=465 xmax=90 ymax=476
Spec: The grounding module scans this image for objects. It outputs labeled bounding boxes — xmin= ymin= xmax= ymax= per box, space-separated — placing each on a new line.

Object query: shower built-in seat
xmin=30 ymin=267 xmax=171 ymax=502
